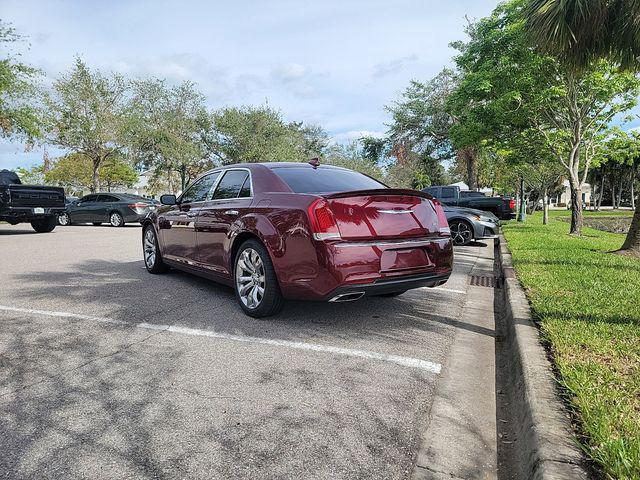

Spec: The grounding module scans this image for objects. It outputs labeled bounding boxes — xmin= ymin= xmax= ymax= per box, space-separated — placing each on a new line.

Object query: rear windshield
xmin=272 ymin=167 xmax=386 ymax=194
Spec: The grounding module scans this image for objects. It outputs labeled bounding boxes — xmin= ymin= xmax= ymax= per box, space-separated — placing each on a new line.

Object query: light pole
xmin=518 ymin=177 xmax=526 ymax=222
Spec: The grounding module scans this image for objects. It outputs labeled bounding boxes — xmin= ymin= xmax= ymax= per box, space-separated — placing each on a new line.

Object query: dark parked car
xmin=0 ymin=169 xmax=65 ymax=232
xmin=444 ymin=206 xmax=500 ymax=246
xmin=142 ymin=162 xmax=454 ymax=317
xmin=422 ymin=185 xmax=515 ymax=220
xmin=58 ymin=193 xmax=158 ymax=227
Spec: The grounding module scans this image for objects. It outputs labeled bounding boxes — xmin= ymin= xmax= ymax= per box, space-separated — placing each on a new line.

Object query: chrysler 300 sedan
xmin=142 ymin=162 xmax=454 ymax=317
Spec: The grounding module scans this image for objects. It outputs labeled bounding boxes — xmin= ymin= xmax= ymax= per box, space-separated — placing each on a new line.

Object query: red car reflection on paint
xmin=142 ymin=162 xmax=453 ymax=317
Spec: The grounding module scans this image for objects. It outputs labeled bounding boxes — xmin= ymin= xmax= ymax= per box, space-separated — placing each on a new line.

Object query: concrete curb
xmin=496 ymin=234 xmax=589 ymax=479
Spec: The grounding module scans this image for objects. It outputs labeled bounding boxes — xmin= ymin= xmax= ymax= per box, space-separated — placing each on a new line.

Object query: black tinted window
xmin=97 ymin=195 xmax=119 ymax=202
xmin=80 ymin=194 xmax=98 ymax=203
xmin=239 ymin=176 xmax=252 ymax=198
xmin=441 ymin=187 xmax=457 ymax=198
xmin=213 ymin=170 xmax=250 ymax=200
xmin=273 ymin=167 xmax=385 ymax=194
xmin=181 ymin=173 xmax=219 ymax=203
xmin=424 ymin=187 xmax=438 ymax=196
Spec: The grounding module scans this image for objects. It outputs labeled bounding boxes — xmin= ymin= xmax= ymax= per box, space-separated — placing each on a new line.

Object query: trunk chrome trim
xmin=332 ymin=237 xmax=447 ymax=248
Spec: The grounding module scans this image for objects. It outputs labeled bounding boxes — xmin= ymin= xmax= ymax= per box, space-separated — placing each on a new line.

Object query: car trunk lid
xmin=322 ymin=189 xmax=444 ymax=240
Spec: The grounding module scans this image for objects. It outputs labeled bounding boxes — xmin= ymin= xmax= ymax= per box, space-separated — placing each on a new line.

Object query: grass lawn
xmin=503 ymin=210 xmax=640 ymax=479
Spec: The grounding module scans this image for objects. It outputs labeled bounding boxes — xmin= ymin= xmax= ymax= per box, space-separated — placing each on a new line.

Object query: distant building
xmin=550 ymin=180 xmax=591 ymax=207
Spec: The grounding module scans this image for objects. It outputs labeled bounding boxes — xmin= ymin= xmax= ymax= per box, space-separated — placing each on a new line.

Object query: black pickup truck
xmin=0 ymin=169 xmax=66 ymax=232
xmin=423 ymin=185 xmax=515 ymax=220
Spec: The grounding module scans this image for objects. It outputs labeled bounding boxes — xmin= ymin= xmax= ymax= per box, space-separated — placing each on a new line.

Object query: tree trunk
xmin=569 ymin=176 xmax=583 ymax=235
xmin=631 ymin=172 xmax=636 ymax=210
xmin=596 ymin=176 xmax=604 ymax=211
xmin=619 ymin=204 xmax=640 ymax=253
xmin=612 ymin=182 xmax=617 ymax=209
xmin=617 ymin=178 xmax=624 ymax=208
xmin=180 ymin=165 xmax=187 ymax=193
xmin=543 ymin=188 xmax=549 ymax=225
xmin=458 ymin=147 xmax=478 ymax=190
xmin=92 ymin=160 xmax=100 ymax=193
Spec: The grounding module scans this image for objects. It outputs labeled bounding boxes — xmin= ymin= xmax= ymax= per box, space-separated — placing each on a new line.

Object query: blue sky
xmin=1 ymin=0 xmax=501 ymax=169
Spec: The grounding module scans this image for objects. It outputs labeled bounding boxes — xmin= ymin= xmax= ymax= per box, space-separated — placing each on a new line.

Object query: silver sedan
xmin=444 ymin=206 xmax=500 ymax=246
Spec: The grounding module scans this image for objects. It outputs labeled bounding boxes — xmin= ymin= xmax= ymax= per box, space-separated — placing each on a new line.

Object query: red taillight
xmin=307 ymin=199 xmax=341 ymax=241
xmin=509 ymin=199 xmax=515 ymax=210
xmin=431 ymin=199 xmax=451 ymax=236
xmin=129 ymin=203 xmax=148 ymax=209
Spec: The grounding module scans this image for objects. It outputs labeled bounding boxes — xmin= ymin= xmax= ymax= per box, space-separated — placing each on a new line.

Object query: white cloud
xmin=372 ymin=54 xmax=419 ymax=78
xmin=332 ymin=130 xmax=386 ymax=144
xmin=271 ymin=63 xmax=309 ymax=83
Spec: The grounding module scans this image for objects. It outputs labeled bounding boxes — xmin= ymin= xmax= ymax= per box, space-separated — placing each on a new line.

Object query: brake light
xmin=129 ymin=202 xmax=149 ymax=212
xmin=307 ymin=199 xmax=341 ymax=241
xmin=431 ymin=199 xmax=450 ymax=236
xmin=509 ymin=198 xmax=515 ymax=210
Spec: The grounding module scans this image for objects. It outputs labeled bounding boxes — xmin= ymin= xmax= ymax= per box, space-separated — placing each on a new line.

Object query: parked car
xmin=422 ymin=185 xmax=515 ymax=220
xmin=0 ymin=169 xmax=65 ymax=233
xmin=444 ymin=206 xmax=500 ymax=246
xmin=142 ymin=162 xmax=454 ymax=317
xmin=58 ymin=193 xmax=158 ymax=227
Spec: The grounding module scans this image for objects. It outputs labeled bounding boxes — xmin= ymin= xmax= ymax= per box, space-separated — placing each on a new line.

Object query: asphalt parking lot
xmin=0 ymin=224 xmax=497 ymax=479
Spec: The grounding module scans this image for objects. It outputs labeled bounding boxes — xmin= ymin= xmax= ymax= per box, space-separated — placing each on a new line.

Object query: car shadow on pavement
xmin=4 ymin=258 xmax=471 ymax=349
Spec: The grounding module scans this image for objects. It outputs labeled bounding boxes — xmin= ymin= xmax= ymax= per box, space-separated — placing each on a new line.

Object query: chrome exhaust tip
xmin=329 ymin=292 xmax=365 ymax=302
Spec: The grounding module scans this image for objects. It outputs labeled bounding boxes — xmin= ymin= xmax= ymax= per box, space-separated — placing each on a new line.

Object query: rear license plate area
xmin=33 ymin=207 xmax=45 ymax=214
xmin=380 ymin=248 xmax=432 ymax=272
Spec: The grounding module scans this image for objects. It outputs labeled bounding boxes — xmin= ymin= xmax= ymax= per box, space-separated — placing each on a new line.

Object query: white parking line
xmin=0 ymin=305 xmax=441 ymax=374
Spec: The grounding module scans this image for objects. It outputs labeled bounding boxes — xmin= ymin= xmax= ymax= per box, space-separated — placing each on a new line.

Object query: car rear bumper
xmin=473 ymin=220 xmax=500 ymax=239
xmin=323 ymin=271 xmax=451 ymax=302
xmin=0 ymin=206 xmax=66 ymax=223
xmin=277 ymin=236 xmax=454 ymax=301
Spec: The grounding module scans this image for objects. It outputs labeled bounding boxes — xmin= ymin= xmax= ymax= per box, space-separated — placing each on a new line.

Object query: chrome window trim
xmin=209 ymin=167 xmax=254 ymax=202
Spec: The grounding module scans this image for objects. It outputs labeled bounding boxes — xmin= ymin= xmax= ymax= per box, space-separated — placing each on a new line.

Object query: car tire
xmin=449 ymin=220 xmax=473 ymax=246
xmin=143 ymin=225 xmax=169 ymax=274
xmin=234 ymin=239 xmax=284 ymax=318
xmin=31 ymin=216 xmax=57 ymax=233
xmin=58 ymin=212 xmax=71 ymax=226
xmin=92 ymin=222 xmax=102 ymax=226
xmin=109 ymin=212 xmax=124 ymax=227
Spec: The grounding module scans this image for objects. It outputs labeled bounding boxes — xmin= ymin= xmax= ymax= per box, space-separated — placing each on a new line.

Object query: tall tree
xmin=386 ymin=69 xmax=462 ymax=186
xmin=125 ymin=79 xmax=213 ymax=192
xmin=0 ymin=22 xmax=42 ymax=141
xmin=524 ymin=0 xmax=640 ymax=250
xmin=210 ymin=105 xmax=322 ymax=165
xmin=449 ymin=0 xmax=639 ymax=234
xmin=45 ymin=58 xmax=128 ymax=192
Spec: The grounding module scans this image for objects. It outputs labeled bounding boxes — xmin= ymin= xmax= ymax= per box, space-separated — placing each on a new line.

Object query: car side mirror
xmin=160 ymin=194 xmax=177 ymax=205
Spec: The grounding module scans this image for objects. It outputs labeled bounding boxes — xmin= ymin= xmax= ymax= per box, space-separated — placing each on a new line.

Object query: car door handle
xmin=224 ymin=210 xmax=239 ymax=216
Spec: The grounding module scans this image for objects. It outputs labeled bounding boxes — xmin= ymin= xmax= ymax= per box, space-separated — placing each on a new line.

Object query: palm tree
xmin=525 ymin=0 xmax=640 ymax=253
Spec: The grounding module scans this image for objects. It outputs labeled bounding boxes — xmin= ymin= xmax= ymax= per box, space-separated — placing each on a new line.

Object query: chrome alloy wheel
xmin=58 ymin=212 xmax=70 ymax=226
xmin=144 ymin=228 xmax=157 ymax=268
xmin=110 ymin=212 xmax=123 ymax=227
xmin=235 ymin=248 xmax=265 ymax=309
xmin=450 ymin=221 xmax=473 ymax=245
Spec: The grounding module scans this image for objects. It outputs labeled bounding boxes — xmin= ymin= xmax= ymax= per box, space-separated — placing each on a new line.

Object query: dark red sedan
xmin=142 ymin=162 xmax=453 ymax=317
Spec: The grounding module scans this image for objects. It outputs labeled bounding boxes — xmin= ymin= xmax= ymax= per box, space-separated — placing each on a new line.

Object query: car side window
xmin=424 ymin=187 xmax=438 ymax=196
xmin=180 ymin=172 xmax=220 ymax=204
xmin=97 ymin=195 xmax=119 ymax=202
xmin=212 ymin=170 xmax=250 ymax=200
xmin=441 ymin=187 xmax=456 ymax=199
xmin=238 ymin=176 xmax=252 ymax=198
xmin=80 ymin=194 xmax=98 ymax=203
